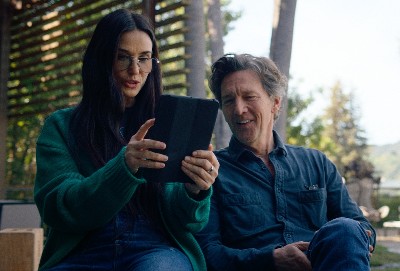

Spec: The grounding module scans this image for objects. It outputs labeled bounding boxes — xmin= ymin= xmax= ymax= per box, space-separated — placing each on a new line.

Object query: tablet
xmin=141 ymin=94 xmax=219 ymax=183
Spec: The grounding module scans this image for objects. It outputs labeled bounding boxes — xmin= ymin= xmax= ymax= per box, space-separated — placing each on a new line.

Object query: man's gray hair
xmin=209 ymin=53 xmax=288 ymax=110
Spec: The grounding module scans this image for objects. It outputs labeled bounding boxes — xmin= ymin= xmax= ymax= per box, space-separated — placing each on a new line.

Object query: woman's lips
xmin=124 ymin=80 xmax=139 ymax=88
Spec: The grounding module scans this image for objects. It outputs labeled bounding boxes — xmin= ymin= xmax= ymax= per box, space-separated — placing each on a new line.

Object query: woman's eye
xmin=138 ymin=57 xmax=150 ymax=63
xmin=117 ymin=55 xmax=130 ymax=61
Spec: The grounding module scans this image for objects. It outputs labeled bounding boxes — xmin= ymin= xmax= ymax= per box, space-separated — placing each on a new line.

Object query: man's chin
xmin=234 ymin=133 xmax=254 ymax=146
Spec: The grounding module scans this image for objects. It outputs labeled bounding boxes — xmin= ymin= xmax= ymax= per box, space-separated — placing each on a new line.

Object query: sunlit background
xmin=225 ymin=0 xmax=400 ymax=146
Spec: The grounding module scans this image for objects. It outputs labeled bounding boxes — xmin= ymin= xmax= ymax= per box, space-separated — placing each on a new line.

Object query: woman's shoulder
xmin=39 ymin=107 xmax=75 ymax=140
xmin=44 ymin=107 xmax=74 ymax=127
xmin=47 ymin=107 xmax=74 ymax=120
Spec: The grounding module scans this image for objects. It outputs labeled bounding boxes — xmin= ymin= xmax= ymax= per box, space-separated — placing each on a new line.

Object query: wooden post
xmin=142 ymin=0 xmax=156 ymax=27
xmin=0 ymin=228 xmax=44 ymax=271
xmin=0 ymin=0 xmax=13 ymax=199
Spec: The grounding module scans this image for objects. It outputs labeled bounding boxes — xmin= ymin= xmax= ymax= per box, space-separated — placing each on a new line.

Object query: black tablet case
xmin=141 ymin=94 xmax=219 ymax=183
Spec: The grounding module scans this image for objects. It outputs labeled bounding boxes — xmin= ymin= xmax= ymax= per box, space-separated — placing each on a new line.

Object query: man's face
xmin=220 ymin=70 xmax=280 ymax=151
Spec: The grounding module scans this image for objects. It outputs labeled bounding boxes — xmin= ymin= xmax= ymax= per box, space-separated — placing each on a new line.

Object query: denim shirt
xmin=196 ymin=131 xmax=375 ymax=271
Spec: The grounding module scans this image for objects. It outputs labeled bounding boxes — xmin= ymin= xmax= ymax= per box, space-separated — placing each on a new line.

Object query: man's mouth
xmin=236 ymin=120 xmax=251 ymax=125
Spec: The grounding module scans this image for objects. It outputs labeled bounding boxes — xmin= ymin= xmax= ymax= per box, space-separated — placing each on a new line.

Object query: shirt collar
xmin=228 ymin=130 xmax=287 ymax=161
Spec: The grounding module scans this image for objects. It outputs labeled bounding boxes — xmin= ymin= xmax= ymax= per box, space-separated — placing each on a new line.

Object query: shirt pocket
xmin=220 ymin=193 xmax=266 ymax=239
xmin=298 ymin=188 xmax=328 ymax=230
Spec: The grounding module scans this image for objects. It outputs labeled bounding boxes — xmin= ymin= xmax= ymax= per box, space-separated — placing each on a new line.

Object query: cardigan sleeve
xmin=158 ymin=183 xmax=212 ymax=271
xmin=160 ymin=183 xmax=212 ymax=233
xmin=34 ymin=110 xmax=146 ymax=232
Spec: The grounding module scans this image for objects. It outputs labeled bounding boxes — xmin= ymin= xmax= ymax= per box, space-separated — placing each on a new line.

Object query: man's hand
xmin=273 ymin=241 xmax=312 ymax=271
xmin=365 ymin=230 xmax=374 ymax=257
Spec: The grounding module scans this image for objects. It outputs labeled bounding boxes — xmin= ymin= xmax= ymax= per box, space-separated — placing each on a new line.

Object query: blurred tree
xmin=286 ymin=87 xmax=324 ymax=149
xmin=286 ymin=81 xmax=378 ymax=183
xmin=319 ymin=82 xmax=375 ymax=181
xmin=206 ymin=0 xmax=231 ymax=149
xmin=185 ymin=0 xmax=206 ymax=98
xmin=270 ymin=0 xmax=297 ymax=142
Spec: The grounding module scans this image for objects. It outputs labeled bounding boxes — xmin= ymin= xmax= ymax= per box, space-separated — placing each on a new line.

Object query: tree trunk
xmin=185 ymin=0 xmax=206 ymax=98
xmin=207 ymin=0 xmax=231 ymax=149
xmin=269 ymin=0 xmax=297 ymax=142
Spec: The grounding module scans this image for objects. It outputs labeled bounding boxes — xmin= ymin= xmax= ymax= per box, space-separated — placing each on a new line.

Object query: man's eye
xmin=246 ymin=96 xmax=257 ymax=100
xmin=222 ymin=99 xmax=233 ymax=105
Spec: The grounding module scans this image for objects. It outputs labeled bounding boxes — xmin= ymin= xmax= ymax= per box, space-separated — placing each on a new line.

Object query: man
xmin=196 ymin=53 xmax=375 ymax=271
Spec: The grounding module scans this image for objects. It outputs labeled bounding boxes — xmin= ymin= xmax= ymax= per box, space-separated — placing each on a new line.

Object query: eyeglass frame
xmin=115 ymin=54 xmax=160 ymax=73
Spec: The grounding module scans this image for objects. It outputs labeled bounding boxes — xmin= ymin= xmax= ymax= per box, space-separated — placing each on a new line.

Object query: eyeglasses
xmin=116 ymin=54 xmax=159 ymax=73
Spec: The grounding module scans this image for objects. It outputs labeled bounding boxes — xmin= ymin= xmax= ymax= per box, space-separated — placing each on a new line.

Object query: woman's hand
xmin=125 ymin=119 xmax=168 ymax=174
xmin=182 ymin=144 xmax=219 ymax=195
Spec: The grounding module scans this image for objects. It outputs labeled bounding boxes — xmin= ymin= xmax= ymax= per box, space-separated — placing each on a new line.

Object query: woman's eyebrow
xmin=117 ymin=48 xmax=152 ymax=55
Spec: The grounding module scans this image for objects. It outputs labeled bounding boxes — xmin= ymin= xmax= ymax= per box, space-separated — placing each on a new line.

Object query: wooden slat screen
xmin=8 ymin=0 xmax=189 ymax=119
xmin=5 ymin=0 xmax=190 ymax=199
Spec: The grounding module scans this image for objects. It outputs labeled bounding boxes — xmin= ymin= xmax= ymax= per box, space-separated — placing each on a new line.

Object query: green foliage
xmin=6 ymin=115 xmax=46 ymax=200
xmin=375 ymin=195 xmax=400 ymax=227
xmin=286 ymin=87 xmax=324 ymax=148
xmin=370 ymin=244 xmax=400 ymax=268
xmin=319 ymin=83 xmax=375 ymax=181
xmin=220 ymin=0 xmax=242 ymax=36
xmin=370 ymin=142 xmax=400 ymax=181
xmin=286 ymin=81 xmax=377 ymax=181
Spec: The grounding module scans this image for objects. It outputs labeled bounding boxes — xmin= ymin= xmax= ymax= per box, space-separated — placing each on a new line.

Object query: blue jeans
xmin=46 ymin=207 xmax=192 ymax=271
xmin=307 ymin=217 xmax=371 ymax=271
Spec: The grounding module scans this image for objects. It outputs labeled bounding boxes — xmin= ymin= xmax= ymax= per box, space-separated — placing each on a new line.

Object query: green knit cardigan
xmin=34 ymin=108 xmax=211 ymax=271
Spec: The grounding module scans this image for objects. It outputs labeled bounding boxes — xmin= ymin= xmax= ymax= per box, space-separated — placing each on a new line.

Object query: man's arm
xmin=195 ymin=195 xmax=276 ymax=271
xmin=325 ymin=157 xmax=377 ymax=248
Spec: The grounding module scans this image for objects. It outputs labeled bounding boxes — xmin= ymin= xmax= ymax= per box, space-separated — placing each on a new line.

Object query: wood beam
xmin=0 ymin=0 xmax=13 ymax=199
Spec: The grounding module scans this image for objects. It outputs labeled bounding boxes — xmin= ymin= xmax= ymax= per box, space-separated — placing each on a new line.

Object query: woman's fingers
xmin=130 ymin=118 xmax=155 ymax=141
xmin=181 ymin=149 xmax=219 ymax=193
xmin=125 ymin=119 xmax=168 ymax=173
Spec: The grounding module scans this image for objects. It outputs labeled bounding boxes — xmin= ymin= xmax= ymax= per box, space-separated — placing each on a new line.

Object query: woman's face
xmin=113 ymin=30 xmax=153 ymax=108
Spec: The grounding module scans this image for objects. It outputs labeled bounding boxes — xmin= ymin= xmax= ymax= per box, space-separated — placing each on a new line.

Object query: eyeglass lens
xmin=117 ymin=55 xmax=157 ymax=72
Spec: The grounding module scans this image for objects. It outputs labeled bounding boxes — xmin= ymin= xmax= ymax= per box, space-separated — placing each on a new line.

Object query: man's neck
xmin=246 ymin=134 xmax=275 ymax=158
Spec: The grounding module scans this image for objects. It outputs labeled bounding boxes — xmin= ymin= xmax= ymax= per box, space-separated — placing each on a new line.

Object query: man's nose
xmin=234 ymin=99 xmax=247 ymax=115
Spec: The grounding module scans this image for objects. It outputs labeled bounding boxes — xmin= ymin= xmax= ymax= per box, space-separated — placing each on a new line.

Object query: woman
xmin=34 ymin=9 xmax=218 ymax=271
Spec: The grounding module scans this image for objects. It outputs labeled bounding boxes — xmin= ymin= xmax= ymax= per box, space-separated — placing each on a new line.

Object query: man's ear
xmin=273 ymin=96 xmax=281 ymax=113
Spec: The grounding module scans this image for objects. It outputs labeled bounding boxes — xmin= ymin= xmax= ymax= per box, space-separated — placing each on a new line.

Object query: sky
xmin=224 ymin=0 xmax=400 ymax=146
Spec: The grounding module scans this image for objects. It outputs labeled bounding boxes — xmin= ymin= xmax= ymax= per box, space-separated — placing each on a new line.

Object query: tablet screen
xmin=141 ymin=94 xmax=219 ymax=183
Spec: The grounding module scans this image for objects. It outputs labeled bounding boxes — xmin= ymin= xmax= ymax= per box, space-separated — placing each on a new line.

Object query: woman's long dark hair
xmin=69 ymin=9 xmax=163 ymax=219
xmin=70 ymin=9 xmax=162 ymax=167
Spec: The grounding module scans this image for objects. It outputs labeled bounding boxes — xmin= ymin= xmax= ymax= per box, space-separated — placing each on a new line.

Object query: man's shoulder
xmin=214 ymin=147 xmax=229 ymax=155
xmin=284 ymin=144 xmax=328 ymax=161
xmin=214 ymin=147 xmax=231 ymax=159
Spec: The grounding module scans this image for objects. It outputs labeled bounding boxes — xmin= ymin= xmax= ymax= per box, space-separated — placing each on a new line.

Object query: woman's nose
xmin=128 ymin=61 xmax=140 ymax=74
